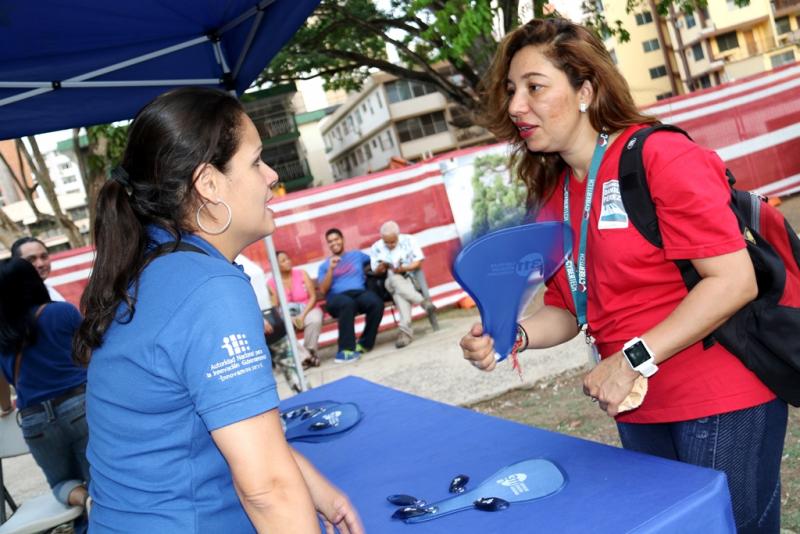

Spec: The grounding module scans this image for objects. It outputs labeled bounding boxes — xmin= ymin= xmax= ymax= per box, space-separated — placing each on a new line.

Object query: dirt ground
xmin=471 ymin=193 xmax=800 ymax=532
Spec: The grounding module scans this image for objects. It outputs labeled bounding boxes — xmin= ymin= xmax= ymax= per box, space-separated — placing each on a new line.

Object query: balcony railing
xmin=256 ymin=115 xmax=295 ymax=139
xmin=272 ymin=159 xmax=308 ymax=181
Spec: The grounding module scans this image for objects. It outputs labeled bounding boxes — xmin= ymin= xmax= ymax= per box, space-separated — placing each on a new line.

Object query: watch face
xmin=624 ymin=341 xmax=651 ymax=367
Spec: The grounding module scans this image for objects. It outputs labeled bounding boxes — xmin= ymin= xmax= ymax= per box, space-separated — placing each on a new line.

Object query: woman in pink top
xmin=269 ymin=251 xmax=323 ymax=368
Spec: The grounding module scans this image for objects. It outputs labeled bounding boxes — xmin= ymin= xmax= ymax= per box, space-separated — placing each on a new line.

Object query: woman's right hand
xmin=459 ymin=323 xmax=497 ymax=372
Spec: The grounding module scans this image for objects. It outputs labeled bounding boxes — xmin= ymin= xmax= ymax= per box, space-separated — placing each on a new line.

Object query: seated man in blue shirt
xmin=318 ymin=228 xmax=384 ymax=363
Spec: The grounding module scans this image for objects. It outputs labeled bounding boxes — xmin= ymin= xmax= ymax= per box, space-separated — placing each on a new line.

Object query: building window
xmin=635 ymin=11 xmax=653 ymax=25
xmin=62 ymin=175 xmax=78 ymax=184
xmin=355 ymin=109 xmax=362 ymax=124
xmin=372 ymin=138 xmax=378 ymax=148
xmin=609 ymin=49 xmax=618 ymax=64
xmin=642 ymin=38 xmax=660 ymax=52
xmin=696 ymin=74 xmax=712 ymax=88
xmin=692 ymin=42 xmax=705 ymax=61
xmin=375 ymin=93 xmax=383 ymax=108
xmin=395 ymin=111 xmax=449 ymax=143
xmin=385 ymin=79 xmax=439 ymax=104
xmin=385 ymin=130 xmax=394 ymax=148
xmin=775 ymin=16 xmax=791 ymax=35
xmin=649 ymin=65 xmax=668 ymax=79
xmin=685 ymin=13 xmax=696 ymax=29
xmin=771 ymin=50 xmax=796 ymax=68
xmin=655 ymin=91 xmax=674 ymax=100
xmin=716 ymin=32 xmax=739 ymax=52
xmin=363 ymin=142 xmax=372 ymax=159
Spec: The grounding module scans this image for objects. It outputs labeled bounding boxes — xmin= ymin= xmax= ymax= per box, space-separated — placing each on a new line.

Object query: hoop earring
xmin=196 ymin=199 xmax=232 ymax=235
xmin=579 ymin=102 xmax=588 ymax=113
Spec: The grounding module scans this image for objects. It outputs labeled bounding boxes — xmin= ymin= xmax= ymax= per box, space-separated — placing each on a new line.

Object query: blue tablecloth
xmin=284 ymin=376 xmax=735 ymax=533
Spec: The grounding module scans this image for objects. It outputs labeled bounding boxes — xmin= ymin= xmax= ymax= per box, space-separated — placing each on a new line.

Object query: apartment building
xmin=242 ymin=84 xmax=315 ymax=193
xmin=321 ymin=72 xmax=493 ymax=182
xmin=601 ymin=0 xmax=800 ymax=105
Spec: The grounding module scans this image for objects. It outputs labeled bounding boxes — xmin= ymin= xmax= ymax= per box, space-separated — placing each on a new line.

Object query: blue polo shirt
xmin=87 ymin=227 xmax=279 ymax=533
xmin=317 ymin=250 xmax=369 ymax=296
xmin=0 ymin=302 xmax=85 ymax=409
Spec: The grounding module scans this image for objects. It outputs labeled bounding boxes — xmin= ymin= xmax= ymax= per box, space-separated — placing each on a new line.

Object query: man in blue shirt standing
xmin=318 ymin=228 xmax=384 ymax=363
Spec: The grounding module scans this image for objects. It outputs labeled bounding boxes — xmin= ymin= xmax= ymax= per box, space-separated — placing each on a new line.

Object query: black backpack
xmin=619 ymin=124 xmax=800 ymax=406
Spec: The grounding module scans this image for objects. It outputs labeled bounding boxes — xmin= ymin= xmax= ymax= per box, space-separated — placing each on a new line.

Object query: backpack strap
xmin=618 ymin=124 xmax=714 ymax=349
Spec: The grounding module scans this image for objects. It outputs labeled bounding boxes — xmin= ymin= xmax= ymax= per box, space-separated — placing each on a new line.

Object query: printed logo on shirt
xmin=598 ymin=180 xmax=629 ymax=229
xmin=221 ymin=334 xmax=251 ymax=356
xmin=206 ymin=333 xmax=268 ymax=383
xmin=496 ymin=473 xmax=529 ymax=496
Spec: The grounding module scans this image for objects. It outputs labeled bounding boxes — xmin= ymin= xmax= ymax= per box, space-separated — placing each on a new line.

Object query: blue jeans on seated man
xmin=325 ymin=289 xmax=384 ymax=352
xmin=617 ymin=397 xmax=787 ymax=534
xmin=19 ymin=392 xmax=90 ymax=533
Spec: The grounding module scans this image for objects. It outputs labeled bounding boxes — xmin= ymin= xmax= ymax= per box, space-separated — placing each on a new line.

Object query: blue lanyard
xmin=563 ymin=133 xmax=609 ymax=327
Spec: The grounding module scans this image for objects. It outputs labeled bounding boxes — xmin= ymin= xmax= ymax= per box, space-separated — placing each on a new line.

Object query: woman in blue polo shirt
xmin=73 ymin=88 xmax=363 ymax=533
xmin=0 ymin=258 xmax=90 ymax=518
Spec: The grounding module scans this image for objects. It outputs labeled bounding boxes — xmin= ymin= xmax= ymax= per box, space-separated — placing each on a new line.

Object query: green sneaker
xmin=355 ymin=343 xmax=370 ymax=354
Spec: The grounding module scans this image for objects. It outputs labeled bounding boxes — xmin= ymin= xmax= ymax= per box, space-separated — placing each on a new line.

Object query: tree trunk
xmin=20 ymin=137 xmax=85 ymax=247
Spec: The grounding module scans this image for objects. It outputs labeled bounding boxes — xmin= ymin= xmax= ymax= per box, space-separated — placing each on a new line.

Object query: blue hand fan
xmin=403 ymin=458 xmax=566 ymax=523
xmin=451 ymin=222 xmax=572 ymax=360
xmin=283 ymin=402 xmax=363 ymax=442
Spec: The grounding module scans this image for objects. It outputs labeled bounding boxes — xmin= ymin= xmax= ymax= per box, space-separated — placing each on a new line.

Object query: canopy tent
xmin=0 ymin=0 xmax=316 ymax=140
xmin=0 ymin=0 xmax=320 ymax=390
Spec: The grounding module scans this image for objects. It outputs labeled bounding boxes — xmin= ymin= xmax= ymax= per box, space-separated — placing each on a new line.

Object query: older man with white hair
xmin=369 ymin=221 xmax=435 ymax=348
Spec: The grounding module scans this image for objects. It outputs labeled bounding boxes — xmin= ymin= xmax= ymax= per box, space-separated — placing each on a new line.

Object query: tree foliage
xmin=470 ymin=154 xmax=527 ymax=238
xmin=77 ymin=123 xmax=128 ymax=240
xmin=260 ymin=0 xmax=524 ymax=115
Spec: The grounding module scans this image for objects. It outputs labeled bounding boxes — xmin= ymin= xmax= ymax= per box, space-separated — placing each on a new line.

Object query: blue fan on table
xmin=451 ymin=222 xmax=572 ymax=361
xmin=280 ymin=400 xmax=363 ymax=442
xmin=389 ymin=458 xmax=567 ymax=523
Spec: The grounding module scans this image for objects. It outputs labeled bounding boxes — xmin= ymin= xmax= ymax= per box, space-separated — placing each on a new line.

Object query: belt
xmin=19 ymin=384 xmax=87 ymax=418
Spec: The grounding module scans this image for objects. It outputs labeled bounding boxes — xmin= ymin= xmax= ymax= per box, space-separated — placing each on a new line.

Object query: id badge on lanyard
xmin=563 ymin=133 xmax=608 ymax=365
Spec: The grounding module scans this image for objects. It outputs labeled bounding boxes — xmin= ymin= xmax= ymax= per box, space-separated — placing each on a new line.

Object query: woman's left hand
xmin=310 ymin=480 xmax=364 ymax=534
xmin=583 ymin=352 xmax=639 ymax=417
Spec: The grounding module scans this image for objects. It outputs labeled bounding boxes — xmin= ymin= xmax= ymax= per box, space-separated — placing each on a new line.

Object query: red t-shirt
xmin=539 ymin=125 xmax=774 ymax=423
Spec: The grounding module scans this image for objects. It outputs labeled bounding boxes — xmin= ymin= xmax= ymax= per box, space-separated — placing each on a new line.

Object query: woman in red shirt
xmin=460 ymin=18 xmax=786 ymax=533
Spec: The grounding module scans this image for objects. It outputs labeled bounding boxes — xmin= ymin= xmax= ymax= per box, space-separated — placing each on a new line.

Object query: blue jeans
xmin=18 ymin=392 xmax=90 ymax=499
xmin=617 ymin=398 xmax=787 ymax=533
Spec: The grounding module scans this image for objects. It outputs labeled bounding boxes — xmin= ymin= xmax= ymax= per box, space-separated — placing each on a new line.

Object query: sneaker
xmin=422 ymin=298 xmax=436 ymax=314
xmin=334 ymin=350 xmax=361 ymax=364
xmin=355 ymin=342 xmax=370 ymax=354
xmin=395 ymin=332 xmax=413 ymax=348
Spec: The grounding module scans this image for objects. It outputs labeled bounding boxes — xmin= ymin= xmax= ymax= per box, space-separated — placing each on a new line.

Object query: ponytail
xmin=72 ymin=87 xmax=244 ymax=365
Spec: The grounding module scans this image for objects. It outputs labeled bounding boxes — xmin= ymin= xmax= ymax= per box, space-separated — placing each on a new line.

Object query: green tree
xmin=470 ymin=154 xmax=526 ymax=237
xmin=74 ymin=123 xmax=128 ymax=239
xmin=261 ymin=0 xmax=526 ymax=118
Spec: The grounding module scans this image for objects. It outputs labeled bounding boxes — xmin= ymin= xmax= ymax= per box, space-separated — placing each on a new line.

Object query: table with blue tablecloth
xmin=284 ymin=376 xmax=735 ymax=533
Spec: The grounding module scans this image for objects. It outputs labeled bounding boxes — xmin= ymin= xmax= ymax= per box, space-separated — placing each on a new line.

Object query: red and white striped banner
xmin=644 ymin=62 xmax=800 ymax=197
